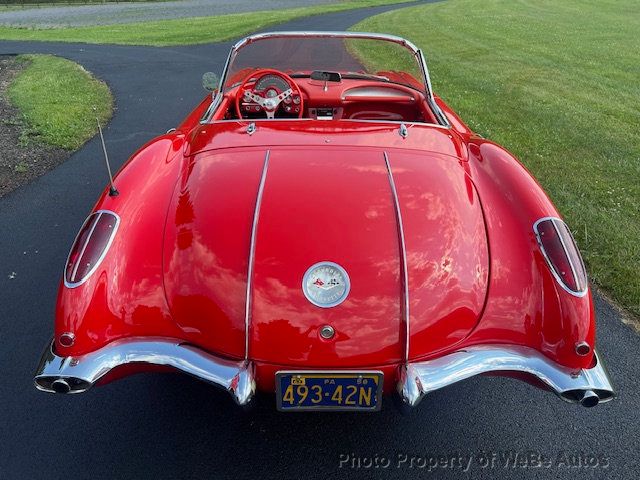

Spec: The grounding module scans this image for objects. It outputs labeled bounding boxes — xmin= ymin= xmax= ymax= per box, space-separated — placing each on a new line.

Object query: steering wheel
xmin=235 ymin=69 xmax=304 ymax=120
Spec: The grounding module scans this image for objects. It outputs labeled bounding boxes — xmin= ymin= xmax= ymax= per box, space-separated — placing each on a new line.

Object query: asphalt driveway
xmin=0 ymin=3 xmax=638 ymax=479
xmin=0 ymin=0 xmax=344 ymax=27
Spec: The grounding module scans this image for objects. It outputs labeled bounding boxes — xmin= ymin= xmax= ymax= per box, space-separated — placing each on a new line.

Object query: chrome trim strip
xmin=384 ymin=152 xmax=410 ymax=364
xmin=203 ymin=31 xmax=450 ymax=127
xmin=550 ymin=217 xmax=581 ymax=292
xmin=397 ymin=345 xmax=614 ymax=408
xmin=199 ymin=91 xmax=224 ymax=124
xmin=64 ymin=210 xmax=121 ymax=289
xmin=416 ymin=48 xmax=450 ymax=127
xmin=69 ymin=212 xmax=101 ymax=283
xmin=212 ymin=43 xmax=235 ymax=102
xmin=341 ymin=86 xmax=415 ymax=100
xmin=34 ymin=338 xmax=256 ymax=406
xmin=204 ymin=117 xmax=448 ymax=129
xmin=533 ymin=216 xmax=588 ymax=297
xmin=232 ymin=31 xmax=422 ymax=57
xmin=244 ymin=150 xmax=270 ymax=361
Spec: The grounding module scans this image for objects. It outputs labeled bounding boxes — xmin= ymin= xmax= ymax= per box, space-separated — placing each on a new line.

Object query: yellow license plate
xmin=276 ymin=371 xmax=383 ymax=411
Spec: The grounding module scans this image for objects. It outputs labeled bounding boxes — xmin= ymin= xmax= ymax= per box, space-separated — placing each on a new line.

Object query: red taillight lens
xmin=534 ymin=217 xmax=588 ymax=295
xmin=64 ymin=211 xmax=119 ymax=287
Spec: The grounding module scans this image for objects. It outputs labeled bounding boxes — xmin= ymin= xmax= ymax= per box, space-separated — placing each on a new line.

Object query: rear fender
xmin=466 ymin=140 xmax=595 ymax=369
xmin=54 ymin=134 xmax=185 ymax=357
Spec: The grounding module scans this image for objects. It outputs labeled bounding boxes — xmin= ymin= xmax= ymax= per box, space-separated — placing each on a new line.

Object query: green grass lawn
xmin=9 ymin=54 xmax=112 ymax=150
xmin=352 ymin=0 xmax=640 ymax=316
xmin=0 ymin=0 xmax=410 ymax=46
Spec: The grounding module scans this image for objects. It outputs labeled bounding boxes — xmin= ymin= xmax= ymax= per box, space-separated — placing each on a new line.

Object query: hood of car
xmin=162 ymin=146 xmax=489 ymax=365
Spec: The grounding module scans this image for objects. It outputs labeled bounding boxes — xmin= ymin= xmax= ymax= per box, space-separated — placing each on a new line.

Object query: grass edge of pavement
xmin=8 ymin=54 xmax=113 ymax=150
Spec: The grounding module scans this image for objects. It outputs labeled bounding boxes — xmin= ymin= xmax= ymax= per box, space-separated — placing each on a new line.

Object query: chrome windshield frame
xmin=202 ymin=31 xmax=450 ymax=127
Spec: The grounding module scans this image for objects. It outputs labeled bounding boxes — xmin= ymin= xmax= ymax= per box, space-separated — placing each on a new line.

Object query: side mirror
xmin=202 ymin=72 xmax=220 ymax=92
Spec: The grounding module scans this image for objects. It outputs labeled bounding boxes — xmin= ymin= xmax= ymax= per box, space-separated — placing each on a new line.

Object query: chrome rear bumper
xmin=34 ymin=338 xmax=255 ymax=406
xmin=35 ymin=339 xmax=614 ymax=409
xmin=397 ymin=345 xmax=614 ymax=408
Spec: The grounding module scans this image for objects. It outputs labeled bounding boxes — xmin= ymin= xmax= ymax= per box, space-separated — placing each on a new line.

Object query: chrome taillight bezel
xmin=64 ymin=210 xmax=120 ymax=288
xmin=533 ymin=216 xmax=588 ymax=297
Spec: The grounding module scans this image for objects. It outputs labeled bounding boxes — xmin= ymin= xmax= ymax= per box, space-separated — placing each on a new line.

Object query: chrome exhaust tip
xmin=579 ymin=389 xmax=600 ymax=408
xmin=34 ymin=375 xmax=92 ymax=394
xmin=51 ymin=379 xmax=71 ymax=394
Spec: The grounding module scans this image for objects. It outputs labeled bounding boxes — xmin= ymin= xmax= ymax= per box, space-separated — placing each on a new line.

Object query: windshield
xmin=223 ymin=33 xmax=426 ymax=92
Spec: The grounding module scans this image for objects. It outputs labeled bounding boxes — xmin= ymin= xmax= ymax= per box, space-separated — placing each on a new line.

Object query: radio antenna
xmin=95 ymin=108 xmax=119 ymax=197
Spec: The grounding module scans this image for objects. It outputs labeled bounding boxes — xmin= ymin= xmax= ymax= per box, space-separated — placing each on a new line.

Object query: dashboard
xmin=233 ymin=73 xmax=435 ymax=123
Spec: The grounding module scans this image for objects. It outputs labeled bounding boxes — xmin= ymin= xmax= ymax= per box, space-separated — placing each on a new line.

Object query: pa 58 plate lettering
xmin=276 ymin=371 xmax=383 ymax=411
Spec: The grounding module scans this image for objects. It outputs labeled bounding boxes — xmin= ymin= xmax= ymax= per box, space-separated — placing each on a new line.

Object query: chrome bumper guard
xmin=35 ymin=340 xmax=613 ymax=410
xmin=34 ymin=338 xmax=256 ymax=406
xmin=397 ymin=345 xmax=614 ymax=408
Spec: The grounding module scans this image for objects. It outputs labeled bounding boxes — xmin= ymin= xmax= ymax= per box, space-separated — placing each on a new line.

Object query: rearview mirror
xmin=202 ymin=72 xmax=220 ymax=92
xmin=310 ymin=70 xmax=342 ymax=83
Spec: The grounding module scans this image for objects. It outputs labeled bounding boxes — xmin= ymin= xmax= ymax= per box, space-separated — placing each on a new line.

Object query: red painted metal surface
xmin=388 ymin=151 xmax=489 ymax=359
xmin=250 ymin=148 xmax=403 ymax=366
xmin=52 ymin=73 xmax=597 ymax=393
xmin=162 ymin=149 xmax=266 ymax=358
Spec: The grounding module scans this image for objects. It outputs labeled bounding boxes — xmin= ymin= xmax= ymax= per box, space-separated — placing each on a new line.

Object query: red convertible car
xmin=35 ymin=32 xmax=614 ymax=411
